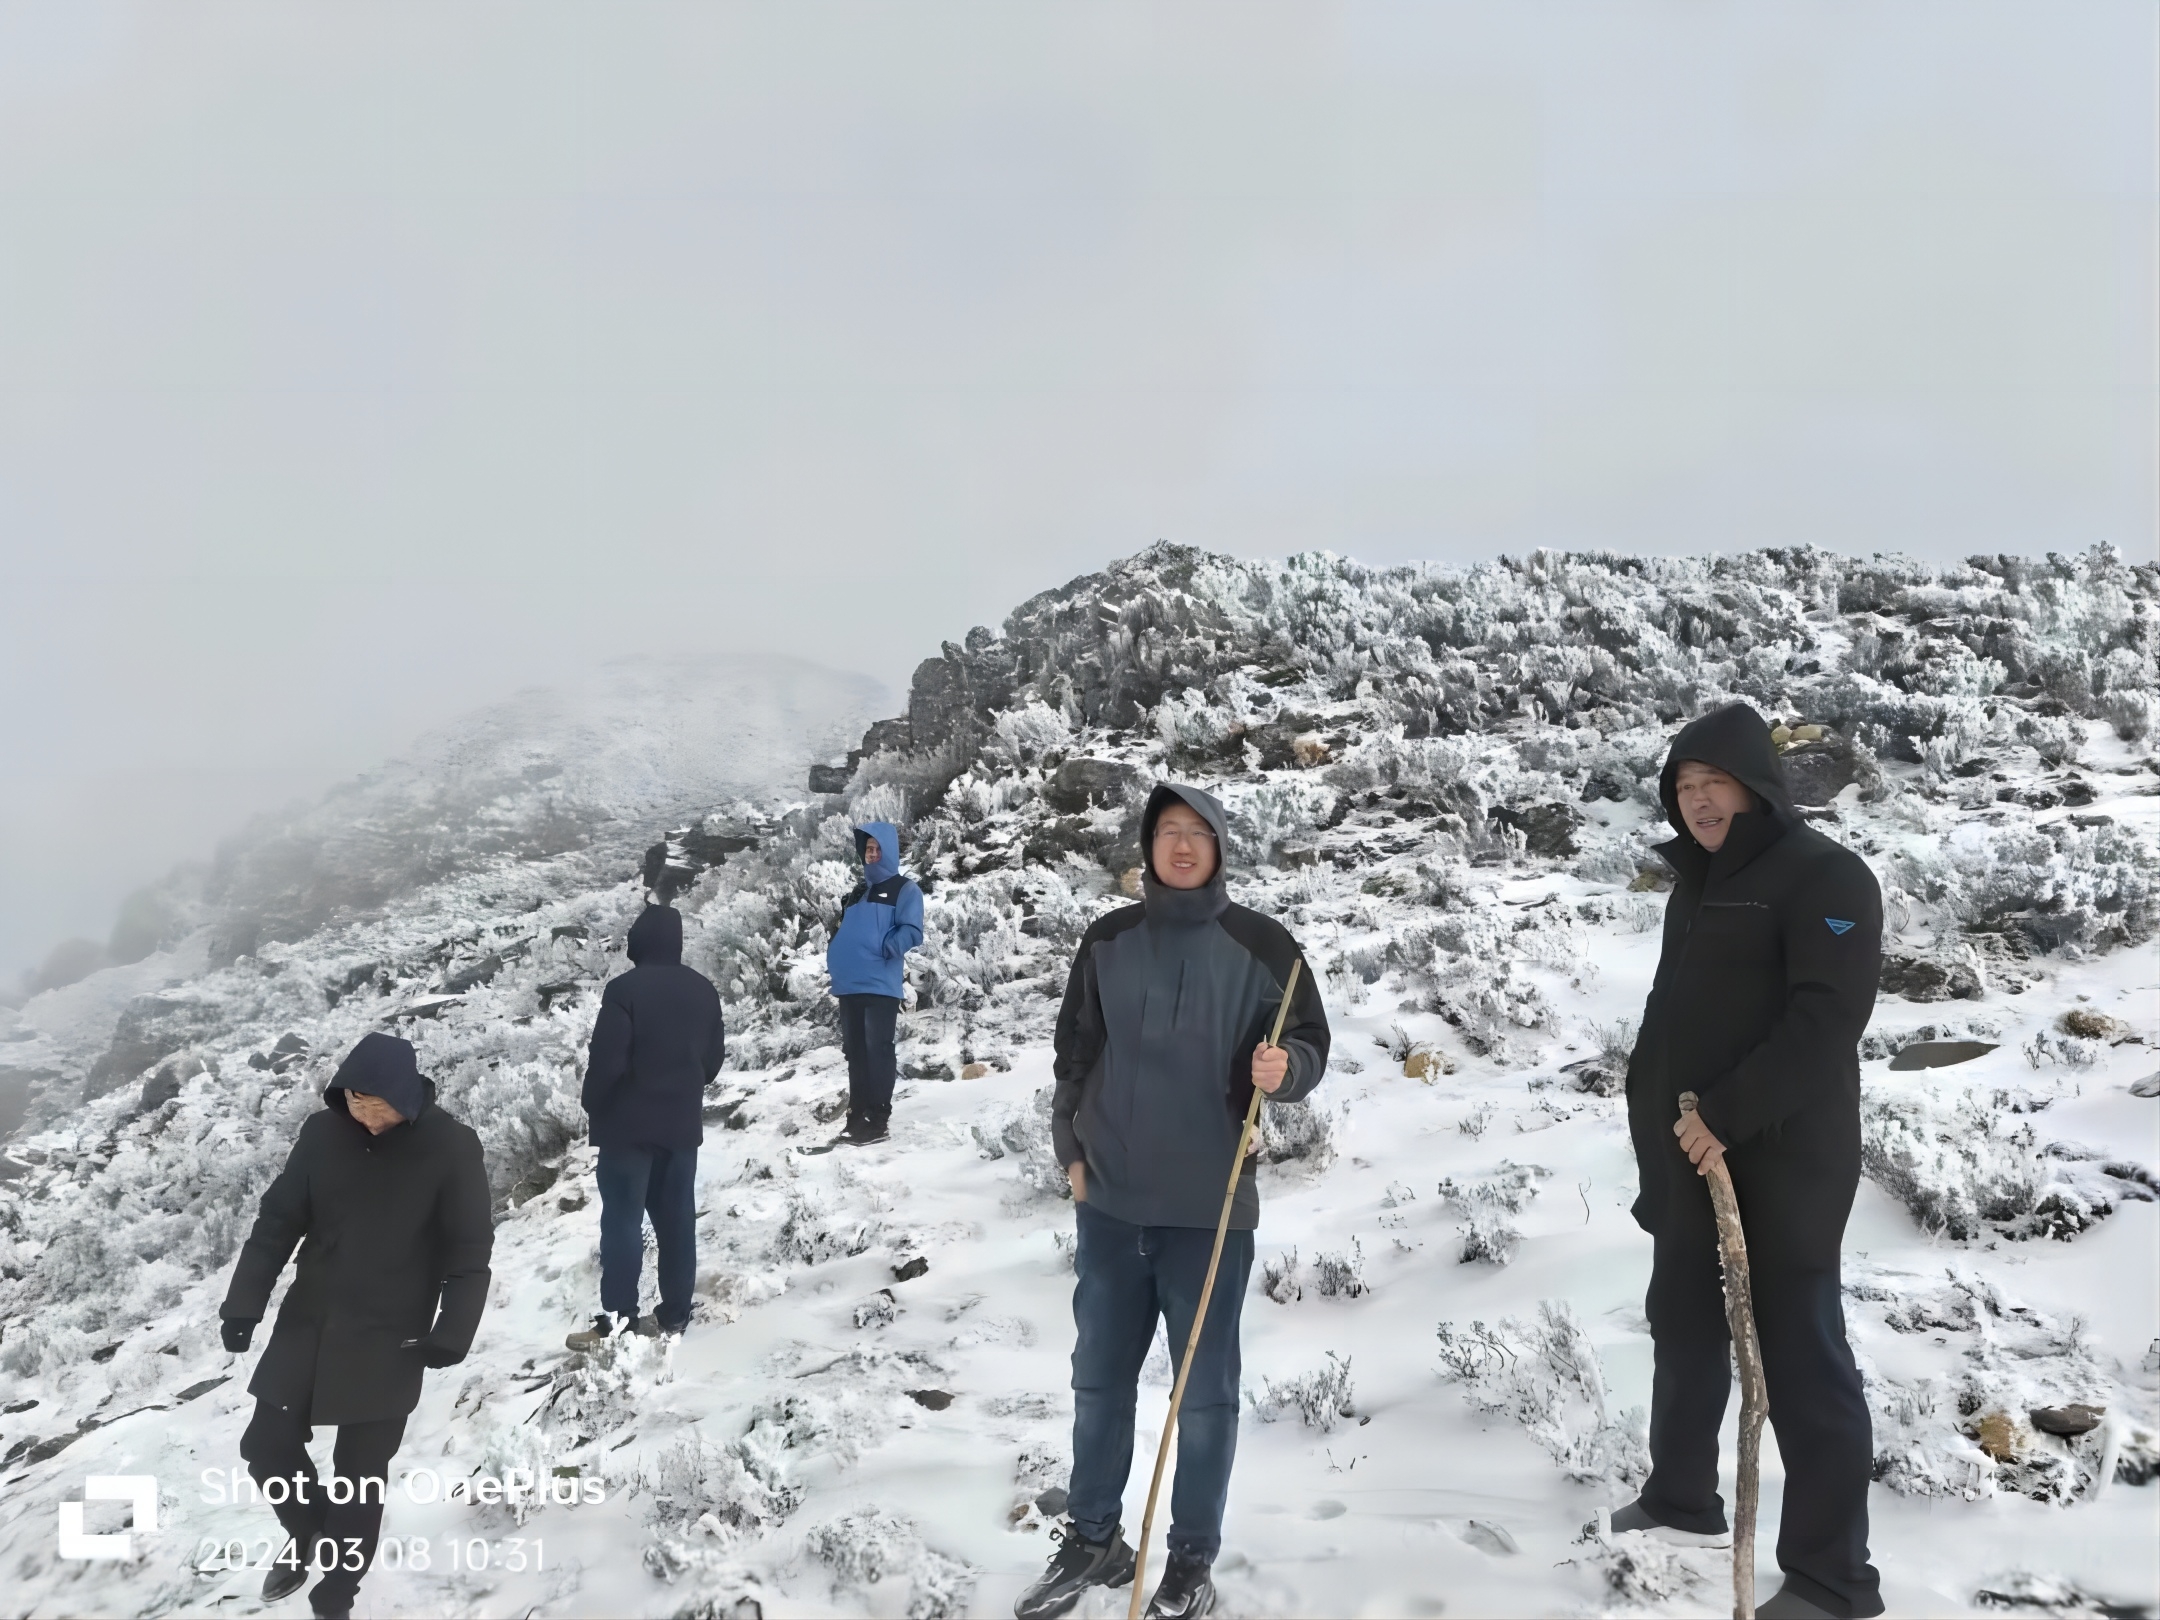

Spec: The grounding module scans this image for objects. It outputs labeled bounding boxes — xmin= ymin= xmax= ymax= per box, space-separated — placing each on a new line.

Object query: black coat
xmin=582 ymin=905 xmax=725 ymax=1152
xmin=221 ymin=1078 xmax=493 ymax=1425
xmin=1626 ymin=703 xmax=1884 ymax=1293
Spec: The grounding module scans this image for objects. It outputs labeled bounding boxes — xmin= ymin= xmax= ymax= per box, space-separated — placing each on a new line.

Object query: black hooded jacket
xmin=1052 ymin=783 xmax=1330 ymax=1230
xmin=220 ymin=1033 xmax=494 ymax=1425
xmin=582 ymin=905 xmax=726 ymax=1152
xmin=1625 ymin=703 xmax=1884 ymax=1280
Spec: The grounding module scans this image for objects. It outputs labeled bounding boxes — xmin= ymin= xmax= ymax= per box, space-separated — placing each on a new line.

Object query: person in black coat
xmin=219 ymin=1032 xmax=493 ymax=1619
xmin=569 ymin=904 xmax=725 ymax=1349
xmin=1614 ymin=703 xmax=1885 ymax=1620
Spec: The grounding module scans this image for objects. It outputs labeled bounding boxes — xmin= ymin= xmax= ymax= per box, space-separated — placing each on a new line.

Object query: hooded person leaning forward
xmin=219 ymin=1032 xmax=492 ymax=1620
xmin=1609 ymin=703 xmax=1886 ymax=1620
xmin=1017 ymin=784 xmax=1330 ymax=1620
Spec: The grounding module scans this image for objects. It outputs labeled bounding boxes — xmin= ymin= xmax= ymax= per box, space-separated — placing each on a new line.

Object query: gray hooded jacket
xmin=1051 ymin=783 xmax=1330 ymax=1230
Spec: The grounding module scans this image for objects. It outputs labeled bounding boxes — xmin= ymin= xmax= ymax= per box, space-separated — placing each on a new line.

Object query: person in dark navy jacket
xmin=569 ymin=904 xmax=725 ymax=1349
xmin=1612 ymin=702 xmax=1886 ymax=1620
xmin=822 ymin=819 xmax=924 ymax=1146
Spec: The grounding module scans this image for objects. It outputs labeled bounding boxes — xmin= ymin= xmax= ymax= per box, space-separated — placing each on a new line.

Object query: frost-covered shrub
xmin=645 ymin=1432 xmax=803 ymax=1534
xmin=1254 ymin=1351 xmax=1356 ymax=1431
xmin=1571 ymin=1533 xmax=1709 ymax=1606
xmin=1311 ymin=1239 xmax=1367 ymax=1298
xmin=971 ymin=1086 xmax=1070 ymax=1199
xmin=1860 ymin=1086 xmax=2143 ymax=1241
xmin=1260 ymin=1247 xmax=1302 ymax=1304
xmin=1258 ymin=1095 xmax=1335 ymax=1168
xmin=802 ymin=1510 xmax=977 ymax=1620
xmin=773 ymin=1191 xmax=877 ymax=1265
xmin=1435 ymin=1302 xmax=1647 ymax=1487
xmin=1439 ymin=1162 xmax=1549 ymax=1266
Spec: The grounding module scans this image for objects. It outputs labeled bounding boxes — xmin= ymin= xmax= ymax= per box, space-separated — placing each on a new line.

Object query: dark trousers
xmin=596 ymin=1143 xmax=698 ymax=1330
xmin=239 ymin=1398 xmax=406 ymax=1615
xmin=837 ymin=993 xmax=900 ymax=1124
xmin=1644 ymin=1245 xmax=1882 ymax=1618
xmin=1068 ymin=1201 xmax=1254 ymax=1565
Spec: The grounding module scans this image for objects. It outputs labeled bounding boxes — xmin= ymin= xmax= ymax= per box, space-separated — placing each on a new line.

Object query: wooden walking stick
xmin=1678 ymin=1091 xmax=1768 ymax=1620
xmin=1126 ymin=957 xmax=1302 ymax=1620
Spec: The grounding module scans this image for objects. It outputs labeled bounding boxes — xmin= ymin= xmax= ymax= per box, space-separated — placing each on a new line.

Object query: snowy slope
xmin=0 ymin=545 xmax=2154 ymax=1619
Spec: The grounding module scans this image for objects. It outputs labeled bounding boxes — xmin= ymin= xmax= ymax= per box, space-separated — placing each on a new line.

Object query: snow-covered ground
xmin=0 ymin=544 xmax=2154 ymax=1618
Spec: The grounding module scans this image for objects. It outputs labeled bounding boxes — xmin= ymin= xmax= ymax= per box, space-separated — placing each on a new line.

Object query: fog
xmin=2 ymin=1 xmax=2153 ymax=987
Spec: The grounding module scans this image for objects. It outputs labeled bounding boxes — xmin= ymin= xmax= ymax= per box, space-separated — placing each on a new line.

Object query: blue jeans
xmin=596 ymin=1144 xmax=697 ymax=1330
xmin=1068 ymin=1201 xmax=1253 ymax=1565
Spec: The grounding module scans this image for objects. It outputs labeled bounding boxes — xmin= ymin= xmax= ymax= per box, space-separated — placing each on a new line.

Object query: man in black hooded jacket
xmin=1017 ymin=783 xmax=1329 ymax=1620
xmin=1613 ymin=703 xmax=1885 ymax=1620
xmin=220 ymin=1032 xmax=492 ymax=1619
xmin=569 ymin=903 xmax=725 ymax=1349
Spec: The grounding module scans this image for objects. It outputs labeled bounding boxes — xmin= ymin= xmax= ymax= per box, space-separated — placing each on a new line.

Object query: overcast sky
xmin=1 ymin=1 xmax=2154 ymax=983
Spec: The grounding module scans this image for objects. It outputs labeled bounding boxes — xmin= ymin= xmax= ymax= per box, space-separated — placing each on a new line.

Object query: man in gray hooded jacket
xmin=1017 ymin=783 xmax=1329 ymax=1620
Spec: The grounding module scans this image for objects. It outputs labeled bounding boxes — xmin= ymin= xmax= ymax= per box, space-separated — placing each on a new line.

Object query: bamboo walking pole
xmin=1126 ymin=957 xmax=1302 ymax=1620
xmin=1678 ymin=1090 xmax=1767 ymax=1620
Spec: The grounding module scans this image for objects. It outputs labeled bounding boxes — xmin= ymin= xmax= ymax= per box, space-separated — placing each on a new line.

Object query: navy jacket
xmin=825 ymin=820 xmax=925 ymax=998
xmin=582 ymin=906 xmax=726 ymax=1151
xmin=1052 ymin=783 xmax=1330 ymax=1230
xmin=1625 ymin=703 xmax=1883 ymax=1287
xmin=221 ymin=1035 xmax=493 ymax=1424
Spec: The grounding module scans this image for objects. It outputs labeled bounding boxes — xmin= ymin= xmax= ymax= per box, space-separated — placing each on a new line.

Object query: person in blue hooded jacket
xmin=567 ymin=904 xmax=726 ymax=1350
xmin=822 ymin=820 xmax=924 ymax=1146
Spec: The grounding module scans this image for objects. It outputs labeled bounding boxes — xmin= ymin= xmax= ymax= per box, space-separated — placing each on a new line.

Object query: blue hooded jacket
xmin=825 ymin=821 xmax=924 ymax=999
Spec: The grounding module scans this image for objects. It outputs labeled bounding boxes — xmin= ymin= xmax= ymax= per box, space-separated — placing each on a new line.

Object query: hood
xmin=1658 ymin=701 xmax=1797 ymax=842
xmin=627 ymin=903 xmax=684 ymax=965
xmin=325 ymin=1031 xmax=429 ymax=1123
xmin=854 ymin=822 xmax=901 ymax=885
xmin=1139 ymin=781 xmax=1231 ymax=923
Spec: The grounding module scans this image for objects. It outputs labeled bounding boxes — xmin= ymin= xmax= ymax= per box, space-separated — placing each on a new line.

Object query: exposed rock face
xmin=1780 ymin=734 xmax=1863 ymax=805
xmin=85 ymin=995 xmax=226 ymax=1100
xmin=1042 ymin=759 xmax=1141 ymax=814
xmin=1880 ymin=955 xmax=1985 ymax=1003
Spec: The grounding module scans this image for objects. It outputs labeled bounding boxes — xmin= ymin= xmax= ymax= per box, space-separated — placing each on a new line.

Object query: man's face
xmin=861 ymin=837 xmax=882 ymax=867
xmin=1150 ymin=803 xmax=1220 ymax=889
xmin=345 ymin=1090 xmax=405 ymax=1135
xmin=1674 ymin=761 xmax=1753 ymax=852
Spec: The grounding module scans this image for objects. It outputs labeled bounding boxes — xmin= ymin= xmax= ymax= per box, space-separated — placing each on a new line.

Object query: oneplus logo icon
xmin=58 ymin=1476 xmax=158 ymax=1560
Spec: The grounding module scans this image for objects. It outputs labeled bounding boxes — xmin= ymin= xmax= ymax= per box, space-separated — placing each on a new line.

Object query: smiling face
xmin=1673 ymin=760 xmax=1755 ymax=852
xmin=1149 ymin=802 xmax=1220 ymax=889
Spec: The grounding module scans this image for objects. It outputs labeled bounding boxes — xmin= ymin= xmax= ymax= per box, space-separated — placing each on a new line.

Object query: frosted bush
xmin=1435 ymin=1302 xmax=1648 ymax=1488
xmin=645 ymin=1433 xmax=803 ymax=1535
xmin=1311 ymin=1239 xmax=1367 ymax=1298
xmin=773 ymin=1191 xmax=877 ymax=1265
xmin=1860 ymin=1086 xmax=2142 ymax=1241
xmin=802 ymin=1510 xmax=977 ymax=1619
xmin=1260 ymin=1247 xmax=1302 ymax=1304
xmin=1439 ymin=1163 xmax=1548 ymax=1266
xmin=1258 ymin=1096 xmax=1335 ymax=1168
xmin=1254 ymin=1351 xmax=1356 ymax=1431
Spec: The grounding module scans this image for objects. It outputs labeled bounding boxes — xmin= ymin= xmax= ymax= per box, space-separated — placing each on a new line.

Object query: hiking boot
xmin=841 ymin=1113 xmax=890 ymax=1147
xmin=260 ymin=1541 xmax=309 ymax=1602
xmin=1014 ymin=1524 xmax=1136 ymax=1619
xmin=1604 ymin=1496 xmax=1731 ymax=1548
xmin=565 ymin=1312 xmax=659 ymax=1351
xmin=1144 ymin=1551 xmax=1217 ymax=1619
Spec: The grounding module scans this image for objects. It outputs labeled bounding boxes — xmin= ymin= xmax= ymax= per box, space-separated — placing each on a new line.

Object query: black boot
xmin=260 ymin=1538 xmax=309 ymax=1602
xmin=1144 ymin=1551 xmax=1217 ymax=1619
xmin=842 ymin=1112 xmax=890 ymax=1146
xmin=1014 ymin=1524 xmax=1136 ymax=1619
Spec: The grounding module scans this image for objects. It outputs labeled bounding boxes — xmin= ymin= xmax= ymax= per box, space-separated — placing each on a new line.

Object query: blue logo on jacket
xmin=1825 ymin=917 xmax=1855 ymax=935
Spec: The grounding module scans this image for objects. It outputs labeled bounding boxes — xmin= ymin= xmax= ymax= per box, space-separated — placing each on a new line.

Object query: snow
xmin=0 ymin=543 xmax=2154 ymax=1617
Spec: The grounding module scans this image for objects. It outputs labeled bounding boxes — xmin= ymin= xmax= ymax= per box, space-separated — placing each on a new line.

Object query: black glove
xmin=408 ymin=1336 xmax=465 ymax=1369
xmin=220 ymin=1318 xmax=257 ymax=1354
